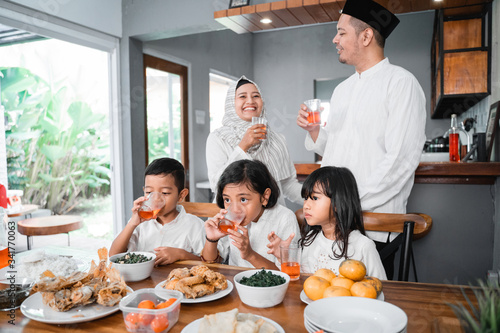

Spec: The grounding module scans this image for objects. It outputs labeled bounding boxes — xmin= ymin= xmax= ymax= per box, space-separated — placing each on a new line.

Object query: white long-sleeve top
xmin=305 ymin=58 xmax=426 ymax=242
xmin=206 ymin=133 xmax=303 ymax=206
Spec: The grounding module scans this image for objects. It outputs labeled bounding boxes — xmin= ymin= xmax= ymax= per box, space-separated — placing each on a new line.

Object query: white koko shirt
xmin=305 ymin=58 xmax=426 ymax=242
xmin=301 ymin=230 xmax=387 ymax=280
xmin=128 ymin=205 xmax=205 ymax=255
xmin=217 ymin=204 xmax=300 ymax=268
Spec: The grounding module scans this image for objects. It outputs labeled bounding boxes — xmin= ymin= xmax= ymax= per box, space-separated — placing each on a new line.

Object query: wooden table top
xmin=17 ymin=215 xmax=84 ymax=236
xmin=3 ymin=260 xmax=474 ymax=333
xmin=6 ymin=204 xmax=39 ymax=218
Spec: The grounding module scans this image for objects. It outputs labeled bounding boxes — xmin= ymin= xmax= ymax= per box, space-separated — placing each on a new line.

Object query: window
xmin=209 ymin=72 xmax=236 ymax=132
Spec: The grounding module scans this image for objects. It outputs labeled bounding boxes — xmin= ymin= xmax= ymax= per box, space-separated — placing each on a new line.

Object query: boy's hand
xmin=229 ymin=225 xmax=254 ymax=261
xmin=129 ymin=196 xmax=148 ymax=226
xmin=154 ymin=247 xmax=182 ymax=266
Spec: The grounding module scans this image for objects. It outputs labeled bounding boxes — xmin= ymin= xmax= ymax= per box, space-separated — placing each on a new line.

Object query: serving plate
xmin=304 ymin=296 xmax=407 ymax=333
xmin=21 ymin=287 xmax=132 ymax=324
xmin=300 ymin=289 xmax=384 ymax=304
xmin=181 ymin=314 xmax=285 ymax=333
xmin=154 ymin=280 xmax=233 ymax=304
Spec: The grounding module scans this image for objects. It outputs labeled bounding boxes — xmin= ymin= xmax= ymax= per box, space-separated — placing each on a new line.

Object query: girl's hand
xmin=204 ymin=210 xmax=227 ymax=241
xmin=238 ymin=124 xmax=266 ymax=152
xmin=267 ymin=232 xmax=295 ymax=261
xmin=153 ymin=247 xmax=182 ymax=266
xmin=229 ymin=225 xmax=254 ymax=260
xmin=129 ymin=196 xmax=148 ymax=226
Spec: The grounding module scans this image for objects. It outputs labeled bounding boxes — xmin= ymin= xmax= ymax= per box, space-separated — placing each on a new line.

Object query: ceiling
xmin=214 ymin=0 xmax=493 ymax=34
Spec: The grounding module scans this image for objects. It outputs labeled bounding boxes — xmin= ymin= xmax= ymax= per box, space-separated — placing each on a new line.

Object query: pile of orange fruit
xmin=124 ymin=298 xmax=177 ymax=333
xmin=303 ymin=259 xmax=382 ymax=301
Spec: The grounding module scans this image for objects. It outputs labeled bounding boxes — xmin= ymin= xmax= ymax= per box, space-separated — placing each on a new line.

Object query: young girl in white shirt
xmin=201 ymin=159 xmax=300 ymax=269
xmin=268 ymin=166 xmax=386 ymax=280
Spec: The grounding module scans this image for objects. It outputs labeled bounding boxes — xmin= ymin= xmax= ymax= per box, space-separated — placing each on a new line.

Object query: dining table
xmin=1 ymin=254 xmax=477 ymax=333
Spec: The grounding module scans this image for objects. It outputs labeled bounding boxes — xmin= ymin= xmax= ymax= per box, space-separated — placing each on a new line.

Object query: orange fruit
xmin=362 ymin=276 xmax=383 ymax=296
xmin=151 ymin=314 xmax=169 ymax=333
xmin=323 ymin=286 xmax=352 ymax=298
xmin=156 ymin=298 xmax=176 ymax=309
xmin=303 ymin=275 xmax=331 ymax=301
xmin=314 ymin=268 xmax=336 ymax=282
xmin=125 ymin=312 xmax=141 ymax=330
xmin=138 ymin=300 xmax=156 ymax=309
xmin=350 ymin=281 xmax=377 ymax=299
xmin=331 ymin=276 xmax=355 ymax=290
xmin=339 ymin=259 xmax=367 ymax=281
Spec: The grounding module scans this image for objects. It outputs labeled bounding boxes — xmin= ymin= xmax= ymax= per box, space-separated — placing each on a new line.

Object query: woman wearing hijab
xmin=206 ymin=76 xmax=302 ymax=206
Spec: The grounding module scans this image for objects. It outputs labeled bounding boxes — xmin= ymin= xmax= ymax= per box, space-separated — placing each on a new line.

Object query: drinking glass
xmin=138 ymin=192 xmax=165 ymax=220
xmin=218 ymin=205 xmax=246 ymax=234
xmin=251 ymin=117 xmax=268 ymax=141
xmin=280 ymin=244 xmax=301 ymax=281
xmin=304 ymin=99 xmax=322 ymax=125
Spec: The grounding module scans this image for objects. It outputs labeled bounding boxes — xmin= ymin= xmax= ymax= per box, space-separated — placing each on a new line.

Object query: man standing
xmin=296 ymin=0 xmax=426 ymax=279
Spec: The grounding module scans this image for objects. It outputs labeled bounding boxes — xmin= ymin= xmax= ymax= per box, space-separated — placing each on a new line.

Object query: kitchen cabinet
xmin=431 ymin=3 xmax=492 ymax=119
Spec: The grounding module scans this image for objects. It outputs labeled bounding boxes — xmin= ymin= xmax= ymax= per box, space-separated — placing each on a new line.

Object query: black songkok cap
xmin=341 ymin=0 xmax=400 ymax=39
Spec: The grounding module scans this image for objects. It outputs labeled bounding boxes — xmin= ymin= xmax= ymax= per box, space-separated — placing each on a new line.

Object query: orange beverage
xmin=307 ymin=111 xmax=321 ymax=125
xmin=449 ymin=133 xmax=460 ymax=162
xmin=0 ymin=247 xmax=9 ymax=269
xmin=138 ymin=209 xmax=161 ymax=220
xmin=281 ymin=262 xmax=300 ymax=280
xmin=218 ymin=218 xmax=238 ymax=234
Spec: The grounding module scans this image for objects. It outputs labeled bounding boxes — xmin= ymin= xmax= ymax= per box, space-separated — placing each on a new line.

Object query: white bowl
xmin=233 ymin=269 xmax=290 ymax=308
xmin=109 ymin=252 xmax=156 ymax=282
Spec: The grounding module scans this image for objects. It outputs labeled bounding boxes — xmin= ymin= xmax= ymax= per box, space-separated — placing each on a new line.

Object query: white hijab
xmin=213 ymin=76 xmax=296 ymax=181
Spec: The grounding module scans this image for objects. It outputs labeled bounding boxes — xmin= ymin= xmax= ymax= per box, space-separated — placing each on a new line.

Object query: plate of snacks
xmin=21 ymin=248 xmax=132 ymax=324
xmin=181 ymin=308 xmax=284 ymax=333
xmin=155 ymin=265 xmax=233 ymax=303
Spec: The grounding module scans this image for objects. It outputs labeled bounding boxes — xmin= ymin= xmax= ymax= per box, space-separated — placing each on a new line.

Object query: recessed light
xmin=260 ymin=18 xmax=272 ymax=24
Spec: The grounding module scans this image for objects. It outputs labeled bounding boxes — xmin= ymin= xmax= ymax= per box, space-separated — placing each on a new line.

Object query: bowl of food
xmin=0 ymin=277 xmax=35 ymax=311
xmin=119 ymin=288 xmax=183 ymax=333
xmin=233 ymin=269 xmax=290 ymax=308
xmin=109 ymin=252 xmax=156 ymax=282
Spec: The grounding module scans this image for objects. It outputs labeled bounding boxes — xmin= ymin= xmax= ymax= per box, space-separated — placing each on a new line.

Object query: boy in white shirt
xmin=110 ymin=158 xmax=205 ymax=266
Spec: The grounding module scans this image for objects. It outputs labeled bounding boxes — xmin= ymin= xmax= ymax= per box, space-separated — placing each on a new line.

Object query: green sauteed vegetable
xmin=113 ymin=252 xmax=151 ymax=264
xmin=239 ymin=269 xmax=286 ymax=287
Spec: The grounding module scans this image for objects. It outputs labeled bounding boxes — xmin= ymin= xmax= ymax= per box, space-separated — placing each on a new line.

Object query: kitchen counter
xmin=295 ymin=162 xmax=500 ymax=184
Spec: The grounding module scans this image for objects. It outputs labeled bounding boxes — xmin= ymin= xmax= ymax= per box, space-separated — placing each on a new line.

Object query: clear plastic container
xmin=119 ymin=288 xmax=183 ymax=333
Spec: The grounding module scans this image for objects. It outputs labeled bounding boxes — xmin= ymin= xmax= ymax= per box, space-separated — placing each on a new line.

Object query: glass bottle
xmin=449 ymin=114 xmax=460 ymax=162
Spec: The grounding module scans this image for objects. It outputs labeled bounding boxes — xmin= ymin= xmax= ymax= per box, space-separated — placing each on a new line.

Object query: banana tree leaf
xmin=92 ymin=165 xmax=111 ymax=177
xmin=6 ymin=130 xmax=42 ymax=141
xmin=45 ymin=87 xmax=67 ymax=126
xmin=39 ymin=117 xmax=65 ymax=136
xmin=68 ymin=102 xmax=105 ymax=133
xmin=40 ymin=145 xmax=67 ymax=162
xmin=0 ymin=68 xmax=40 ymax=94
xmin=16 ymin=111 xmax=40 ymax=131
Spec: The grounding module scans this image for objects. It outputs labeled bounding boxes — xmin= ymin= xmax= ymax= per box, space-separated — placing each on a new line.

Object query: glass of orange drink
xmin=218 ymin=205 xmax=245 ymax=234
xmin=280 ymin=243 xmax=301 ymax=281
xmin=138 ymin=192 xmax=165 ymax=220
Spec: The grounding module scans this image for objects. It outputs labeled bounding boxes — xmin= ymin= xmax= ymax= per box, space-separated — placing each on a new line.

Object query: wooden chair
xmin=180 ymin=202 xmax=219 ymax=218
xmin=294 ymin=208 xmax=432 ymax=282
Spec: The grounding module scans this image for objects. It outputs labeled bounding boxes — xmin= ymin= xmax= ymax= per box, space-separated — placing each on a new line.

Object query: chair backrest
xmin=294 ymin=208 xmax=433 ymax=281
xmin=180 ymin=202 xmax=219 ymax=218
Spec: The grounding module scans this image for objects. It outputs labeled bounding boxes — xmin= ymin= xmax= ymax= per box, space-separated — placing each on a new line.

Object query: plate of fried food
xmin=181 ymin=308 xmax=284 ymax=333
xmin=21 ymin=248 xmax=132 ymax=324
xmin=155 ymin=265 xmax=233 ymax=304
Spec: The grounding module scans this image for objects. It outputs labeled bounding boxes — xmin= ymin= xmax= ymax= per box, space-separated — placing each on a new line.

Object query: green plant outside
xmin=1 ymin=67 xmax=111 ymax=215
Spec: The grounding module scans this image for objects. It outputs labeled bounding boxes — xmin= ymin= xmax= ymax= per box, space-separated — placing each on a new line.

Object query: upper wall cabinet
xmin=431 ymin=4 xmax=492 ymax=119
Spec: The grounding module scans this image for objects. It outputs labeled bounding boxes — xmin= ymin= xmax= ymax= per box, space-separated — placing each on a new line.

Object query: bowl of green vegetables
xmin=233 ymin=269 xmax=290 ymax=308
xmin=109 ymin=252 xmax=156 ymax=282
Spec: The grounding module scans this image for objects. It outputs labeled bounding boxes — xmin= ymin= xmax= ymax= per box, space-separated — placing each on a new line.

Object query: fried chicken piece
xmin=173 ymin=280 xmax=198 ymax=299
xmin=167 ymin=267 xmax=191 ymax=281
xmin=190 ymin=265 xmax=217 ymax=281
xmin=191 ymin=283 xmax=216 ymax=298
